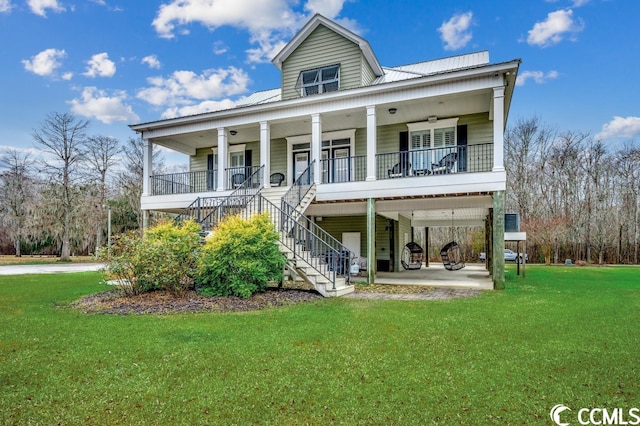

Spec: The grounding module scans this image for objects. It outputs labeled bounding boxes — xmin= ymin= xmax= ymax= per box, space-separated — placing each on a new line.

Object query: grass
xmin=0 ymin=266 xmax=638 ymax=425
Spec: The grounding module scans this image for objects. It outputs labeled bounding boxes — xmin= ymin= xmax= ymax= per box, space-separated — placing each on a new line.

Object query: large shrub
xmin=99 ymin=220 xmax=202 ymax=296
xmin=196 ymin=213 xmax=285 ymax=298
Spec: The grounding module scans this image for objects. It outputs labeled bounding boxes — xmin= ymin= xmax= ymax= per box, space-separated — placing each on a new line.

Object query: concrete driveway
xmin=0 ymin=263 xmax=103 ymax=276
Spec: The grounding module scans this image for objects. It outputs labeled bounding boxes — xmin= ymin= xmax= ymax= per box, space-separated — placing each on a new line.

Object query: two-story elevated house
xmin=130 ymin=14 xmax=520 ymax=296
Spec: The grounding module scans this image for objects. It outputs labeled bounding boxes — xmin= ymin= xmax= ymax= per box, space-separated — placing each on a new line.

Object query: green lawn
xmin=1 ymin=266 xmax=638 ymax=425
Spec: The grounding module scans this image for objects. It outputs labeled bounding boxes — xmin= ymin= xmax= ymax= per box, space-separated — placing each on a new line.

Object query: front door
xmin=293 ymin=151 xmax=310 ymax=183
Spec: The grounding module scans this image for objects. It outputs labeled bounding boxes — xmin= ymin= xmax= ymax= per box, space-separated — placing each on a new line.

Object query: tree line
xmin=0 ymin=112 xmax=166 ymax=259
xmin=504 ymin=116 xmax=640 ymax=264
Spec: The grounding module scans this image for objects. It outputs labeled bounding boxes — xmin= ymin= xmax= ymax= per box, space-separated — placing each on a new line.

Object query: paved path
xmin=345 ymin=288 xmax=482 ymax=300
xmin=0 ymin=263 xmax=103 ymax=276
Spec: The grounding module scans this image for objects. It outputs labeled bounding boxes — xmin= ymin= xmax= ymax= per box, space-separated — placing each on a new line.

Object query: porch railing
xmin=225 ymin=166 xmax=262 ymax=190
xmin=320 ymin=155 xmax=366 ymax=183
xmin=174 ymin=196 xmax=225 ymax=225
xmin=376 ymin=143 xmax=494 ymax=180
xmin=150 ymin=170 xmax=217 ymax=195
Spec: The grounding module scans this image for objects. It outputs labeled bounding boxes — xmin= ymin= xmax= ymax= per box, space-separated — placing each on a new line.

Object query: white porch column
xmin=217 ymin=127 xmax=228 ymax=191
xmin=142 ymin=138 xmax=152 ymax=196
xmin=260 ymin=121 xmax=271 ymax=188
xmin=366 ymin=105 xmax=377 ymax=181
xmin=492 ymin=86 xmax=505 ymax=172
xmin=311 ymin=113 xmax=322 ymax=184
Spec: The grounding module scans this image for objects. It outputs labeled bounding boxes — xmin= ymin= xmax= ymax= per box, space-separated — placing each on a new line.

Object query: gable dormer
xmin=272 ymin=14 xmax=384 ymax=101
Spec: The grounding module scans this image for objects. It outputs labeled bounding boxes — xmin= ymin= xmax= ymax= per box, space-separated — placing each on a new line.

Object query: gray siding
xmin=190 ymin=148 xmax=210 ymax=172
xmin=269 ymin=138 xmax=287 ymax=177
xmin=316 ymin=215 xmax=393 ymax=267
xmin=459 ymin=112 xmax=493 ymax=145
xmin=281 ymin=24 xmax=365 ymax=100
xmin=395 ymin=214 xmax=412 ymax=272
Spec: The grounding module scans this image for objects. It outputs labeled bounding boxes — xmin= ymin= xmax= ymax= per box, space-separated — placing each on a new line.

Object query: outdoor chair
xmin=270 ymin=172 xmax=285 ymax=186
xmin=231 ymin=173 xmax=246 ymax=188
xmin=431 ymin=152 xmax=457 ymax=175
xmin=387 ymin=161 xmax=412 ymax=178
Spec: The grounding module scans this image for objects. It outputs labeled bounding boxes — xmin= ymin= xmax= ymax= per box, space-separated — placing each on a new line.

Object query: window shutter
xmin=457 ymin=124 xmax=467 ymax=172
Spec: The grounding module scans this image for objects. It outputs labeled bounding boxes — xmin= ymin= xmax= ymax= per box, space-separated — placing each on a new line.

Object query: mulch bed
xmin=71 ymin=281 xmax=436 ymax=315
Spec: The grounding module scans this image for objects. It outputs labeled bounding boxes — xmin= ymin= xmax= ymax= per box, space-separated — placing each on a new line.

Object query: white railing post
xmin=366 ymin=105 xmax=377 ymax=181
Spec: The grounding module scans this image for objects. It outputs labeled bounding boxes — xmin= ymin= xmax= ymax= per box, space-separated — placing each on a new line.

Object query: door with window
xmin=293 ymin=151 xmax=310 ymax=183
xmin=229 ymin=151 xmax=245 ymax=187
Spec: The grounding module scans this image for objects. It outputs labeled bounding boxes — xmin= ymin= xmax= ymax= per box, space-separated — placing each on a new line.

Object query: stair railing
xmin=174 ymin=196 xmax=225 ymax=225
xmin=243 ymin=194 xmax=351 ymax=289
xmin=199 ymin=165 xmax=265 ymax=231
xmin=282 ymin=160 xmax=315 ymax=215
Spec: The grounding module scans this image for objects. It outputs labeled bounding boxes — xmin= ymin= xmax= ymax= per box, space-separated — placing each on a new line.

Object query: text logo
xmin=551 ymin=404 xmax=572 ymax=426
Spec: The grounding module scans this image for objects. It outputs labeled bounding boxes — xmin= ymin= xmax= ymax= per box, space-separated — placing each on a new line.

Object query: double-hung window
xmin=407 ymin=118 xmax=458 ymax=173
xmin=298 ymin=64 xmax=340 ymax=96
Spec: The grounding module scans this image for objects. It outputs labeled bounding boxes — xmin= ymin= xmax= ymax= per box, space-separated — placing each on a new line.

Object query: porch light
xmin=427 ymin=115 xmax=437 ymax=123
xmin=388 ymin=108 xmax=397 ymax=115
xmin=230 ymin=130 xmax=237 ymax=136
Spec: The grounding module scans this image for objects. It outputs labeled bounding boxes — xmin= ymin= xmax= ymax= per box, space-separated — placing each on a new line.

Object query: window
xmin=407 ymin=119 xmax=458 ymax=173
xmin=298 ymin=64 xmax=340 ymax=96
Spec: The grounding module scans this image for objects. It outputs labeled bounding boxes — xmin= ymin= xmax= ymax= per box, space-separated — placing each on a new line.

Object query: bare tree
xmin=0 ymin=149 xmax=37 ymax=256
xmin=84 ymin=135 xmax=121 ymax=249
xmin=32 ymin=112 xmax=90 ymax=260
xmin=118 ymin=137 xmax=164 ymax=230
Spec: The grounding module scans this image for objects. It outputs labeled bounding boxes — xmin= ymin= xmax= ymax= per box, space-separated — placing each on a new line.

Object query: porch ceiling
xmin=307 ymin=194 xmax=493 ymax=227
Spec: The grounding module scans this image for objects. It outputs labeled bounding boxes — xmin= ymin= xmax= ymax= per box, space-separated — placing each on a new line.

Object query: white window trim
xmin=407 ymin=118 xmax=458 ymax=133
xmin=211 ymin=144 xmax=246 ymax=169
xmin=299 ymin=64 xmax=340 ymax=97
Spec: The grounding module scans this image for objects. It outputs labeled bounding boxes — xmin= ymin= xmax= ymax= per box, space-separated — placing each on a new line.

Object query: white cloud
xmin=22 ymin=48 xmax=66 ymax=77
xmin=246 ymin=31 xmax=288 ymax=64
xmin=515 ymin=70 xmax=559 ymax=86
xmin=83 ymin=52 xmax=116 ymax=78
xmin=161 ymin=99 xmax=238 ymax=119
xmin=438 ymin=11 xmax=474 ymax=51
xmin=527 ymin=9 xmax=584 ymax=47
xmin=142 ymin=54 xmax=161 ymax=69
xmin=596 ymin=116 xmax=640 ymax=140
xmin=27 ymin=0 xmax=65 ymax=17
xmin=572 ymin=0 xmax=590 ymax=7
xmin=69 ymin=86 xmax=139 ymax=124
xmin=212 ymin=41 xmax=228 ymax=55
xmin=151 ymin=0 xmax=351 ymax=63
xmin=136 ymin=67 xmax=250 ymax=107
xmin=0 ymin=0 xmax=12 ymax=13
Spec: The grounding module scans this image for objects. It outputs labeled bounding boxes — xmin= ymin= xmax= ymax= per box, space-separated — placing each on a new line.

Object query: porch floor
xmin=373 ymin=263 xmax=493 ymax=290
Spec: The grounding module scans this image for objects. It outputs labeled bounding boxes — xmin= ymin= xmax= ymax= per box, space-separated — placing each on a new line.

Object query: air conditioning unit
xmin=505 ymin=213 xmax=520 ymax=232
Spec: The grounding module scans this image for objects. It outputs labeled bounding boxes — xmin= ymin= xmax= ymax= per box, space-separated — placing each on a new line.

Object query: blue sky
xmin=1 ymin=0 xmax=639 ymax=162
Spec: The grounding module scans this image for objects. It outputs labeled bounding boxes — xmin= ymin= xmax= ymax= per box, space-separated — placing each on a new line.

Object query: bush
xmin=99 ymin=220 xmax=202 ymax=296
xmin=196 ymin=213 xmax=285 ymax=298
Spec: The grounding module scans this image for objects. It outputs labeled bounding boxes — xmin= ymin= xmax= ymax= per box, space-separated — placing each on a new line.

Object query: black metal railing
xmin=225 ymin=166 xmax=262 ymax=190
xmin=150 ymin=170 xmax=217 ymax=195
xmin=282 ymin=160 xmax=315 ymax=212
xmin=376 ymin=143 xmax=494 ymax=179
xmin=248 ymin=195 xmax=352 ymax=290
xmin=174 ymin=196 xmax=225 ymax=225
xmin=199 ymin=165 xmax=264 ymax=231
xmin=320 ymin=155 xmax=366 ymax=183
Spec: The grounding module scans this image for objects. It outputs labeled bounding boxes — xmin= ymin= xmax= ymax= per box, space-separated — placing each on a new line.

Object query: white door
xmin=342 ymin=232 xmax=361 ymax=259
xmin=293 ymin=151 xmax=309 ymax=182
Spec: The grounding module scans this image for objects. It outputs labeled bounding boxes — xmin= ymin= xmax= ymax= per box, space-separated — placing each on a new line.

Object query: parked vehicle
xmin=479 ymin=249 xmax=528 ymax=263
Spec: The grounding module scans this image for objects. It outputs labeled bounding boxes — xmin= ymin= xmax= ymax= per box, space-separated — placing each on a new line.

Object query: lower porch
xmin=373 ymin=263 xmax=493 ymax=290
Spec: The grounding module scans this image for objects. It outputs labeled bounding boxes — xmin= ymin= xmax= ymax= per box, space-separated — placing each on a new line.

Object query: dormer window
xmin=297 ymin=64 xmax=340 ymax=96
